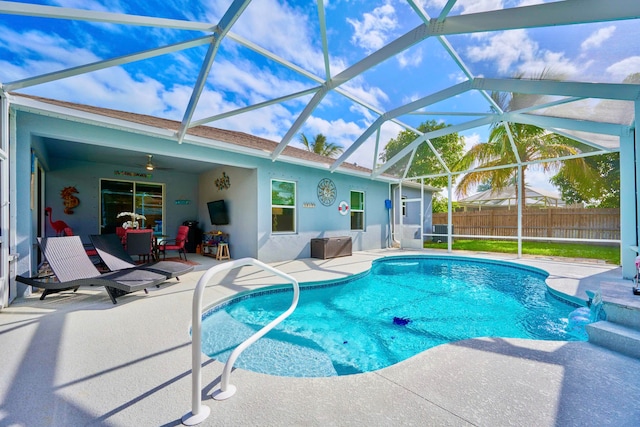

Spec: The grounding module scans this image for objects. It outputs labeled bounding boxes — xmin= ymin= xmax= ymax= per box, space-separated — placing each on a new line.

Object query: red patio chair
xmin=159 ymin=225 xmax=189 ymax=260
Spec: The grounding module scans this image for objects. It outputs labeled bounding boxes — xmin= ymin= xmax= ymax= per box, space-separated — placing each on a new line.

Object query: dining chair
xmin=116 ymin=226 xmax=126 ymax=244
xmin=125 ymin=229 xmax=154 ymax=263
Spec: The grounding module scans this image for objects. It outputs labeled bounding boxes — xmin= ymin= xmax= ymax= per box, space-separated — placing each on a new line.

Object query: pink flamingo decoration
xmin=45 ymin=207 xmax=69 ymax=236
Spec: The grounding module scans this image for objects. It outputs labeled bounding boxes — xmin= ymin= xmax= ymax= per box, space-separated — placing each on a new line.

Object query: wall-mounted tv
xmin=207 ymin=199 xmax=229 ymax=225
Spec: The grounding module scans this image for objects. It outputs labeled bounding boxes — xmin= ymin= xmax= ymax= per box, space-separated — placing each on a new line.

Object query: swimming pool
xmin=200 ymin=255 xmax=583 ymax=377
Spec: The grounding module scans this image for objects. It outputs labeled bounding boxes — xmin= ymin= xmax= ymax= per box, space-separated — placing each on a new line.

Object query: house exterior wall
xmin=13 ymin=107 xmax=393 ymax=289
xmin=256 ymin=164 xmax=391 ymax=263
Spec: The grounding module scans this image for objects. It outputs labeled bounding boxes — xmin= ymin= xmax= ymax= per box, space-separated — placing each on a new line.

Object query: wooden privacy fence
xmin=432 ymin=208 xmax=620 ymax=241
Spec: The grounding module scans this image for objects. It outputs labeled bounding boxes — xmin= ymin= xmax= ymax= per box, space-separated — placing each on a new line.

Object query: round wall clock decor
xmin=317 ymin=178 xmax=337 ymax=206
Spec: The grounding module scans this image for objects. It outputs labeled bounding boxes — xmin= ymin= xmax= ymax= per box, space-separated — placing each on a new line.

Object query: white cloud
xmin=606 ymin=56 xmax=640 ymax=82
xmin=341 ymin=78 xmax=390 ymax=110
xmin=467 ymin=30 xmax=537 ymax=74
xmin=207 ymin=58 xmax=310 ymax=103
xmin=345 ymin=120 xmax=403 ymax=169
xmin=522 ymin=168 xmax=558 ymax=193
xmin=51 ymin=0 xmax=124 ymax=13
xmin=347 ymin=2 xmax=398 ymax=53
xmin=467 ymin=29 xmax=580 ymax=78
xmin=581 ymin=26 xmax=616 ymax=51
xmin=462 ymin=132 xmax=481 ymax=153
xmin=0 ymin=27 xmax=101 ymax=70
xmin=209 ymin=0 xmax=327 ymax=76
xmin=423 ymin=0 xmax=504 ymax=15
xmin=517 ymin=50 xmax=579 ymax=77
xmin=516 ymin=0 xmax=545 ymax=6
xmin=448 ymin=71 xmax=468 ymax=83
xmin=397 ymin=48 xmax=423 ymax=69
xmin=303 ymin=115 xmax=364 ymax=150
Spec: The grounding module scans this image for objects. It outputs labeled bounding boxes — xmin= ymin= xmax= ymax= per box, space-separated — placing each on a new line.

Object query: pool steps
xmin=586 ymin=301 xmax=640 ymax=360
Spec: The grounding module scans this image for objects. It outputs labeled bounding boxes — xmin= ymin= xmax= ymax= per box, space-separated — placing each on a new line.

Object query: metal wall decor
xmin=60 ymin=186 xmax=80 ymax=214
xmin=317 ymin=178 xmax=336 ymax=206
xmin=215 ymin=171 xmax=231 ymax=190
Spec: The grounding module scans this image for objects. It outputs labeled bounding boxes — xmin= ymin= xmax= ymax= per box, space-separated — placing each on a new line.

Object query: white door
xmin=399 ymin=198 xmax=423 ymax=249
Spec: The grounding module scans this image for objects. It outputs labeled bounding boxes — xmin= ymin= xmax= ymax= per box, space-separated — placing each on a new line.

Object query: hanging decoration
xmin=317 ymin=178 xmax=337 ymax=206
xmin=215 ymin=171 xmax=231 ymax=190
xmin=338 ymin=200 xmax=350 ymax=215
xmin=60 ymin=186 xmax=80 ymax=214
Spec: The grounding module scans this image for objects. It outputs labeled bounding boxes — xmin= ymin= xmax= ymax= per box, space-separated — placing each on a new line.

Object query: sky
xmin=1 ymin=0 xmax=638 ymax=198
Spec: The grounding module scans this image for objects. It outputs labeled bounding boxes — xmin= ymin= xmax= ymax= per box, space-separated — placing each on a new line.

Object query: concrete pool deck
xmin=1 ymin=249 xmax=639 ymax=426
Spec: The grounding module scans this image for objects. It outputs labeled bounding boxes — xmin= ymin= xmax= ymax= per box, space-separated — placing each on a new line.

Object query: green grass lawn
xmin=423 ymin=239 xmax=620 ymax=265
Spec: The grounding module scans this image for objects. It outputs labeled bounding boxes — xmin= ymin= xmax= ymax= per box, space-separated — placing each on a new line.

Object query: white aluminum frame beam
xmin=190 ymin=87 xmax=320 ymax=127
xmin=510 ymin=112 xmax=626 ymax=136
xmin=4 ymin=36 xmax=214 ymax=91
xmin=316 ymin=0 xmax=331 ymax=81
xmin=0 ymin=1 xmax=215 ymax=31
xmin=427 ymin=0 xmax=640 ymax=36
xmin=474 ymin=78 xmax=640 ymax=101
xmin=176 ymin=0 xmax=252 ymax=144
xmin=332 ymin=81 xmax=473 ymax=171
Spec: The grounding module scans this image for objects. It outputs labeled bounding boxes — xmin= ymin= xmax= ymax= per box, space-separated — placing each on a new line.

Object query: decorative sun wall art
xmin=215 ymin=171 xmax=231 ymax=190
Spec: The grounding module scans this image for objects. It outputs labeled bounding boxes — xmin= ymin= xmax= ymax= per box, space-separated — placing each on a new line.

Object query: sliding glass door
xmin=100 ymin=179 xmax=164 ymax=234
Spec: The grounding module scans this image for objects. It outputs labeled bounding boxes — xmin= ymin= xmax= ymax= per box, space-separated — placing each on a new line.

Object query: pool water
xmin=201 ymin=256 xmax=582 ymax=377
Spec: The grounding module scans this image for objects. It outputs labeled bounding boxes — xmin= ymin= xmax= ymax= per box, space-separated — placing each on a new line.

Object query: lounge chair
xmin=16 ymin=236 xmax=168 ymax=304
xmin=89 ymin=233 xmax=194 ymax=280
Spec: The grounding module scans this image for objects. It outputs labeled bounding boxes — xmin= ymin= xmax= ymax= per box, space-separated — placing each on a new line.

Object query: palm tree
xmin=454 ymin=75 xmax=599 ymax=203
xmin=298 ymin=133 xmax=344 ymax=158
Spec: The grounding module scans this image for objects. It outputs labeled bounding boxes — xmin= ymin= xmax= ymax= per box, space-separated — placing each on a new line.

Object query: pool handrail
xmin=182 ymin=257 xmax=300 ymax=426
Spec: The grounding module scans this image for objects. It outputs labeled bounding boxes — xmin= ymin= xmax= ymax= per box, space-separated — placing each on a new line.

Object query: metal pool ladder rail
xmin=182 ymin=258 xmax=300 ymax=426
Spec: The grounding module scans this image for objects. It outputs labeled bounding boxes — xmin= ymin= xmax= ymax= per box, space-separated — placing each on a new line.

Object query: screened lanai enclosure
xmin=1 ymin=0 xmax=640 ymax=305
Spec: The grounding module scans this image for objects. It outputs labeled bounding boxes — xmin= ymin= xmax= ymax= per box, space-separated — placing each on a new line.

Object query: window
xmin=100 ymin=180 xmax=164 ymax=234
xmin=271 ymin=179 xmax=296 ymax=233
xmin=350 ymin=190 xmax=365 ymax=231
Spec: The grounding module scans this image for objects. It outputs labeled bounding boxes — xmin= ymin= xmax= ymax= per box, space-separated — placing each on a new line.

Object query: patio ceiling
xmin=0 ymin=0 xmax=638 ymax=181
xmin=37 ymin=136 xmax=220 ymax=174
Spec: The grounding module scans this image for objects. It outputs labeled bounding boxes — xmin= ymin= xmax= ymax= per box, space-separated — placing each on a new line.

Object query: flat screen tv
xmin=207 ymin=199 xmax=229 ymax=225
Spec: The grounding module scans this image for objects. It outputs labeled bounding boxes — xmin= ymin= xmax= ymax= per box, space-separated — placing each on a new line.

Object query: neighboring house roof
xmin=457 ymin=185 xmax=566 ymax=208
xmin=12 ymin=93 xmax=379 ymax=177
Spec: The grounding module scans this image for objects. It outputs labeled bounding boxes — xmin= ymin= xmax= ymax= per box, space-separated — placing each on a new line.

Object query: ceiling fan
xmin=137 ymin=154 xmax=172 ymax=171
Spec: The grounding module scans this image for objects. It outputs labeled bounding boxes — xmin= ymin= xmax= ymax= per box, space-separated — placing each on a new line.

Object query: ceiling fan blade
xmin=135 ymin=154 xmax=173 ymax=171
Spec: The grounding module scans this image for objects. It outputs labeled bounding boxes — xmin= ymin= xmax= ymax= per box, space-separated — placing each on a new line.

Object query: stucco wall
xmin=256 ymin=164 xmax=391 ymax=262
xmin=198 ymin=165 xmax=258 ymax=260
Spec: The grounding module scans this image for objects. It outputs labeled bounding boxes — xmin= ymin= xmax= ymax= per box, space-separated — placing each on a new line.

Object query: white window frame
xmin=350 ymin=190 xmax=365 ymax=231
xmin=271 ymin=179 xmax=297 ymax=234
